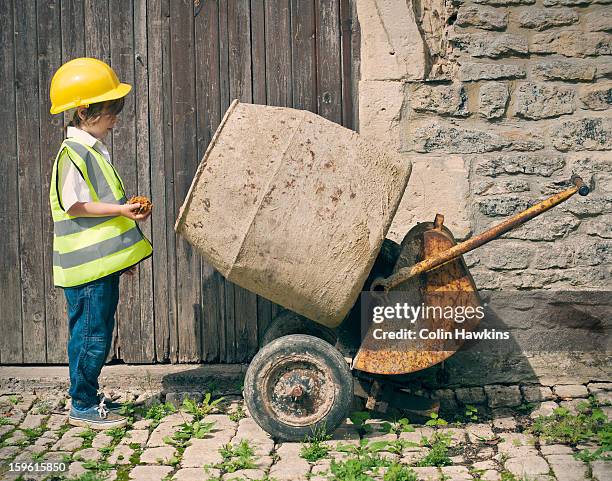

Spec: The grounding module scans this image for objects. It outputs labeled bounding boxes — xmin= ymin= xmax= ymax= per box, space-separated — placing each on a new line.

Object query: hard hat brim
xmin=50 ymin=82 xmax=132 ymax=115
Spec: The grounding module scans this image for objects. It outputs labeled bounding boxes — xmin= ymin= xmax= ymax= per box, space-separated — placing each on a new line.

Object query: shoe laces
xmin=96 ymin=398 xmax=109 ymax=419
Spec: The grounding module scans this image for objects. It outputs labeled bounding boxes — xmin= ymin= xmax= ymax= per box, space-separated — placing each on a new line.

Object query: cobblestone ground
xmin=0 ymin=382 xmax=610 ymax=481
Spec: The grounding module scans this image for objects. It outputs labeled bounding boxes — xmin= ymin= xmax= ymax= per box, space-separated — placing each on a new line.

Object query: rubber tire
xmin=244 ymin=334 xmax=353 ymax=441
xmin=262 ymin=310 xmax=337 ymax=346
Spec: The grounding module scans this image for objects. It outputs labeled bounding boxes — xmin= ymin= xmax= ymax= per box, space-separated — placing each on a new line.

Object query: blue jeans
xmin=64 ymin=272 xmax=120 ymax=409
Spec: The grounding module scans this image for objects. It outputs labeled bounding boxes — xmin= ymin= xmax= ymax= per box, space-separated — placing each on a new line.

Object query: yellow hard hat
xmin=49 ymin=57 xmax=131 ymax=114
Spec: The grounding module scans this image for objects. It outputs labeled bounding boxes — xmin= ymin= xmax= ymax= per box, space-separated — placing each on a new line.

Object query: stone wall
xmin=356 ymin=0 xmax=611 ymax=292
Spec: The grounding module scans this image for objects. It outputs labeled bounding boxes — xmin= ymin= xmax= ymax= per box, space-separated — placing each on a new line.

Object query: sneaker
xmin=97 ymin=393 xmax=124 ymax=413
xmin=68 ymin=399 xmax=127 ymax=430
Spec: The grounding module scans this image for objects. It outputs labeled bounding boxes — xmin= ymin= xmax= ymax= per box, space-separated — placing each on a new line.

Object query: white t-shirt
xmin=60 ymin=126 xmax=112 ymax=211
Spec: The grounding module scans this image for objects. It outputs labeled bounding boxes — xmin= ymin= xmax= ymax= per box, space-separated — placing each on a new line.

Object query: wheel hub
xmin=265 ymin=358 xmax=335 ymax=427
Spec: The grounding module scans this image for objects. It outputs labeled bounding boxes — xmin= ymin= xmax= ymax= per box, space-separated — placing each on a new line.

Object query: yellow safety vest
xmin=49 ymin=138 xmax=153 ymax=287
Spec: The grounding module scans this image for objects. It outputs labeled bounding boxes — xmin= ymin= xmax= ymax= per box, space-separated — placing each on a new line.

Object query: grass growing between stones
xmin=416 ymin=433 xmax=452 ymax=467
xmin=144 ymin=401 xmax=177 ymax=429
xmin=216 ymin=439 xmax=257 ymax=473
xmin=527 ymin=398 xmax=611 ymax=457
xmin=300 ymin=425 xmax=332 ymax=462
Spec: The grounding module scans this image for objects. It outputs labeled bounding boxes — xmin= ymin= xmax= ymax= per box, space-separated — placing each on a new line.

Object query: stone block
xmin=504 ymin=456 xmax=550 ymax=478
xmin=497 ymin=433 xmax=538 ymax=457
xmin=387 ymin=155 xmax=471 ymax=241
xmin=551 ymin=118 xmax=612 ymax=151
xmin=530 ymin=31 xmax=612 ymax=57
xmin=359 ymin=80 xmax=405 ymax=150
xmin=466 ymin=424 xmax=495 ymax=443
xmin=108 ymin=444 xmax=134 ymax=465
xmin=580 ymin=82 xmax=612 ymax=111
xmin=473 ymin=179 xmax=529 ymax=195
xmin=480 ymin=243 xmax=532 ymax=269
xmin=181 ymin=438 xmax=224 ymax=467
xmin=269 ymin=459 xmax=311 ymax=481
xmin=532 ymin=60 xmax=596 ymax=81
xmin=544 ymin=0 xmax=608 ymax=4
xmin=546 ymin=454 xmax=588 ymax=481
xmin=356 ymin=0 xmax=426 ymax=81
xmin=410 ymin=83 xmax=469 ymax=117
xmin=461 ymin=63 xmax=526 ymax=81
xmin=19 ymin=414 xmax=45 ymax=430
xmin=434 ymin=389 xmax=458 ymax=411
xmin=412 ymin=467 xmax=441 ymax=481
xmin=140 ymin=446 xmax=177 ymax=464
xmin=411 ymin=121 xmax=544 ymax=154
xmin=540 ymin=444 xmax=574 ymax=455
xmin=477 ymin=196 xmax=531 ymax=217
xmin=456 ymin=5 xmax=508 ymax=30
xmin=455 ymin=387 xmax=486 ymax=405
xmin=174 ymin=467 xmax=221 ymax=481
xmin=532 ymin=245 xmax=574 ymax=269
xmin=553 ymin=384 xmax=589 ymax=398
xmin=475 ymin=153 xmax=564 ymax=177
xmin=521 ymin=385 xmax=554 ymax=402
xmin=450 ymin=32 xmax=528 ymax=58
xmin=530 ymin=401 xmax=560 ymax=419
xmin=518 ymin=8 xmax=578 ymax=30
xmin=129 ymin=465 xmax=173 ymax=481
xmin=485 ymin=385 xmax=522 ymax=407
xmin=479 ymin=82 xmax=509 ymax=119
xmin=592 ymin=460 xmax=612 ymax=481
xmin=514 ymin=82 xmax=575 ymax=120
xmin=502 ymin=213 xmax=579 ymax=241
xmin=584 ymin=9 xmax=612 ymax=32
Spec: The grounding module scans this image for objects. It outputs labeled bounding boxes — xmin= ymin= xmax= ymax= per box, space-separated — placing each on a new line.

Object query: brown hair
xmin=67 ymin=97 xmax=125 ymax=129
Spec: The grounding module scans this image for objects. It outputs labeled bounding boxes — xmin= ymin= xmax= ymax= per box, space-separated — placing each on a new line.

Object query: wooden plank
xmin=147 ymin=0 xmax=171 ymax=362
xmin=228 ymin=0 xmax=252 ymax=103
xmin=349 ymin=0 xmax=360 ymax=131
xmin=339 ymin=0 xmax=354 ymax=129
xmin=60 ymin=0 xmax=86 ymax=139
xmin=162 ymin=0 xmax=179 ymax=363
xmin=264 ymin=0 xmax=292 ymax=107
xmin=134 ymin=0 xmax=156 ymax=363
xmin=195 ymin=0 xmax=223 ymax=362
xmin=109 ymin=0 xmax=144 ymax=363
xmin=38 ymin=0 xmax=68 ymax=364
xmin=290 ymin=0 xmax=316 ymax=112
xmin=14 ymin=0 xmax=47 ymax=363
xmin=228 ymin=0 xmax=259 ymax=361
xmin=0 ymin=0 xmax=23 ymax=364
xmin=250 ymin=0 xmax=266 ymax=105
xmin=316 ymin=0 xmax=342 ymax=123
xmin=217 ymin=0 xmax=234 ymax=362
xmin=170 ymin=0 xmax=201 ymax=362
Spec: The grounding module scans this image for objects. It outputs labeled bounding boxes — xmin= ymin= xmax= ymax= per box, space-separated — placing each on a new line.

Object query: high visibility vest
xmin=49 ymin=138 xmax=153 ymax=287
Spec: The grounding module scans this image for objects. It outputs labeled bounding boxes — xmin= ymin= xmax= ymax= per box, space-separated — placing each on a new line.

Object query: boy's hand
xmin=120 ymin=203 xmax=152 ymax=221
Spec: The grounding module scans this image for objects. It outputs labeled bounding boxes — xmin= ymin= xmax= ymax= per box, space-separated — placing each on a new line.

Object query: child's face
xmin=78 ymin=108 xmax=119 ymax=141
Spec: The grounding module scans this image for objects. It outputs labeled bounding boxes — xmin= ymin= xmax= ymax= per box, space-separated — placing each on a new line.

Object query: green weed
xmin=349 ymin=411 xmax=372 ymax=434
xmin=383 ymin=463 xmax=418 ymax=481
xmin=300 ymin=425 xmax=331 ymax=462
xmin=416 ymin=433 xmax=452 ymax=467
xmin=528 ymin=400 xmax=610 ymax=447
xmin=228 ymin=404 xmax=246 ymax=423
xmin=144 ymin=401 xmax=177 ymax=429
xmin=424 ymin=412 xmax=448 ymax=427
xmin=163 ymin=419 xmax=214 ymax=450
xmin=464 ymin=405 xmax=479 ymax=422
xmin=182 ymin=393 xmax=224 ymax=421
xmin=77 ymin=427 xmax=97 ymax=448
xmin=216 ymin=440 xmax=257 ymax=473
xmin=380 ymin=418 xmax=414 ymax=435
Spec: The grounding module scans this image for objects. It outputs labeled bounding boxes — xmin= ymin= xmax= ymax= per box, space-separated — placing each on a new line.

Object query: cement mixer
xmin=175 ymin=100 xmax=590 ymax=441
